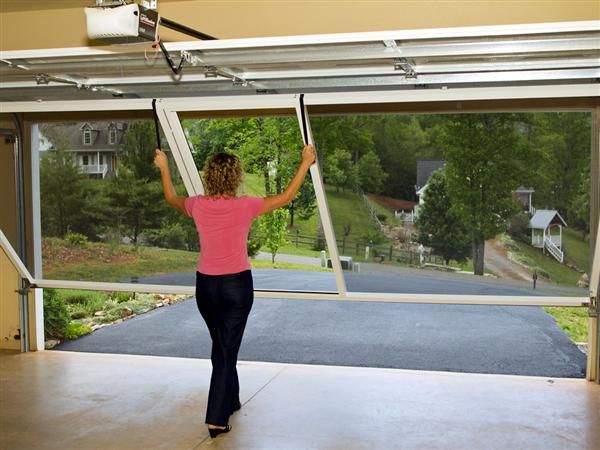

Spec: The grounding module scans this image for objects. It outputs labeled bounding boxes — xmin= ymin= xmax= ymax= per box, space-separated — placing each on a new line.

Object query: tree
xmin=40 ymin=149 xmax=94 ymax=237
xmin=311 ymin=116 xmax=376 ymax=164
xmin=415 ymin=169 xmax=471 ymax=264
xmin=371 ymin=116 xmax=428 ymax=200
xmin=257 ymin=208 xmax=290 ymax=264
xmin=105 ymin=167 xmax=168 ymax=244
xmin=442 ymin=114 xmax=532 ymax=275
xmin=572 ymin=161 xmax=591 ymax=237
xmin=185 ymin=117 xmax=317 ymax=227
xmin=105 ymin=122 xmax=172 ymax=244
xmin=358 ymin=150 xmax=387 ymax=193
xmin=324 ymin=148 xmax=358 ymax=191
xmin=528 ymin=112 xmax=591 ymax=224
xmin=120 ymin=121 xmax=163 ymax=181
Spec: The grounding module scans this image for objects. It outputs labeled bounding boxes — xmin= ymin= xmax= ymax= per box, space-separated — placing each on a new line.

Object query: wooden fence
xmin=286 ymin=231 xmax=445 ymax=265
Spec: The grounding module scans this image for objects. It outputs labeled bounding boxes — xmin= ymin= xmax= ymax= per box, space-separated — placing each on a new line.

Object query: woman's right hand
xmin=154 ymin=149 xmax=168 ymax=171
xmin=302 ymin=144 xmax=316 ymax=166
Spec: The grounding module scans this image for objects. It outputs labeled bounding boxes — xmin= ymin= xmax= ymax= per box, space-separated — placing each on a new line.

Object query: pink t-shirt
xmin=184 ymin=195 xmax=264 ymax=275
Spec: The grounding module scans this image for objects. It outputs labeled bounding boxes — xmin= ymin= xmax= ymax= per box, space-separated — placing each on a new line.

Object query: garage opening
xmin=27 ymin=107 xmax=592 ymax=378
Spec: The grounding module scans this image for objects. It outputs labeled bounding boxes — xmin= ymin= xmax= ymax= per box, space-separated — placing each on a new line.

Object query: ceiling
xmin=0 ymin=20 xmax=599 ymax=103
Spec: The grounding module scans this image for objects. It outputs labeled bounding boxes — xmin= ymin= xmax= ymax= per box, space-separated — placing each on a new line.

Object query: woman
xmin=154 ymin=144 xmax=316 ymax=438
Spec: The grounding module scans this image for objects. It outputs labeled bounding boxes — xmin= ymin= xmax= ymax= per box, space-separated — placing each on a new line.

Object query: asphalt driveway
xmin=55 ymin=269 xmax=587 ymax=378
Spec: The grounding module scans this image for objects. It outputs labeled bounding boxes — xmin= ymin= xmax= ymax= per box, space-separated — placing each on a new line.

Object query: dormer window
xmin=83 ymin=129 xmax=92 ymax=145
xmin=108 ymin=128 xmax=117 ymax=145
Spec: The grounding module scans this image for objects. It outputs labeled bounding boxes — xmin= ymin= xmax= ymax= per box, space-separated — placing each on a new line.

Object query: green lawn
xmin=242 ymin=171 xmax=266 ymax=197
xmin=45 ymin=246 xmax=199 ymax=282
xmin=266 ymin=243 xmax=324 ymax=258
xmin=244 ymin=172 xmax=387 ymax=246
xmin=44 ymin=238 xmax=328 ymax=283
xmin=251 ymin=259 xmax=330 ymax=272
xmin=563 ymin=227 xmax=591 ymax=273
xmin=543 ymin=306 xmax=589 ymax=343
xmin=322 ymin=185 xmax=386 ymax=243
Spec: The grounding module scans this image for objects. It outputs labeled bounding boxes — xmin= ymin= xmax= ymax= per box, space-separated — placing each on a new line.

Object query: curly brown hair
xmin=202 ymin=152 xmax=244 ymax=197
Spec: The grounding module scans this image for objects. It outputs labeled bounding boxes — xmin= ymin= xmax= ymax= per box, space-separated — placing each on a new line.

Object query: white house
xmin=513 ymin=186 xmax=535 ymax=214
xmin=414 ymin=160 xmax=445 ymax=217
xmin=529 ymin=209 xmax=567 ymax=263
xmin=40 ymin=122 xmax=127 ymax=179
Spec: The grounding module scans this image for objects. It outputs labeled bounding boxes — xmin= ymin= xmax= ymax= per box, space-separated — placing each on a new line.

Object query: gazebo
xmin=529 ymin=209 xmax=568 ymax=263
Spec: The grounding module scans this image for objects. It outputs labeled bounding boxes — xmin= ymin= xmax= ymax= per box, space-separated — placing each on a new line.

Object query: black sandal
xmin=208 ymin=424 xmax=232 ymax=438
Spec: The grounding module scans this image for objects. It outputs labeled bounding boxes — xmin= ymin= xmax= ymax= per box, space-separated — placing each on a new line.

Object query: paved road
xmin=109 ymin=265 xmax=587 ymax=297
xmin=56 ymin=269 xmax=587 ymax=378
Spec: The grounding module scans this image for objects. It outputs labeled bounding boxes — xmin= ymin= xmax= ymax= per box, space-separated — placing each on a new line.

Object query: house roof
xmin=367 ymin=194 xmax=417 ymax=211
xmin=514 ymin=186 xmax=535 ymax=193
xmin=529 ymin=209 xmax=567 ymax=230
xmin=416 ymin=160 xmax=445 ymax=190
xmin=40 ymin=122 xmax=126 ymax=152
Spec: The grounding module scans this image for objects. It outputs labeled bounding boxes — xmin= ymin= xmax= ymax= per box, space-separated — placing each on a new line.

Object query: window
xmin=83 ymin=129 xmax=92 ymax=145
xmin=99 ymin=154 xmax=105 ymax=165
xmin=82 ymin=155 xmax=89 ymax=165
xmin=108 ymin=128 xmax=116 ymax=145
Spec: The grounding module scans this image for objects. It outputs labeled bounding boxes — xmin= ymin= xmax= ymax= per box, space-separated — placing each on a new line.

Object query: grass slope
xmin=563 ymin=227 xmax=590 ymax=273
xmin=243 ymin=172 xmax=386 ymax=244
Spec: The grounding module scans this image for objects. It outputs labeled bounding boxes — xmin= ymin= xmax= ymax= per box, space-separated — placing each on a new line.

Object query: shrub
xmin=536 ymin=268 xmax=551 ymax=280
xmin=247 ymin=223 xmax=264 ymax=258
xmin=104 ymin=233 xmax=121 ymax=256
xmin=360 ymin=230 xmax=386 ymax=245
xmin=508 ymin=213 xmax=530 ymax=243
xmin=312 ymin=235 xmax=326 ymax=251
xmin=146 ymin=223 xmax=187 ymax=250
xmin=62 ymin=290 xmax=106 ymax=305
xmin=80 ymin=295 xmax=111 ymax=317
xmin=65 ymin=230 xmax=88 ymax=247
xmin=70 ymin=310 xmax=87 ymax=320
xmin=43 ymin=289 xmax=70 ymax=339
xmin=64 ymin=323 xmax=92 ymax=340
xmin=376 ymin=213 xmax=387 ymax=223
xmin=111 ymin=291 xmax=134 ymax=303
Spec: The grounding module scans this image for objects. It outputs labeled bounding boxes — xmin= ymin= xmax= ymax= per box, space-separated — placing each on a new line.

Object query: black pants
xmin=195 ymin=270 xmax=254 ymax=426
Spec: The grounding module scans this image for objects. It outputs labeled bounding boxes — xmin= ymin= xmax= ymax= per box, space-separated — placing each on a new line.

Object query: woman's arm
xmin=260 ymin=144 xmax=316 ymax=215
xmin=153 ymin=149 xmax=187 ymax=214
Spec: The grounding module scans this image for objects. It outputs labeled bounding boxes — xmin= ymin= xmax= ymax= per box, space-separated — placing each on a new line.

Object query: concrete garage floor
xmin=1 ymin=351 xmax=599 ymax=450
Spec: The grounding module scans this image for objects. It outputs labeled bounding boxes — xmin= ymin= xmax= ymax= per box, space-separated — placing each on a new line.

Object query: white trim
xmin=342 ymin=291 xmax=588 ymax=307
xmin=591 ymin=225 xmax=600 ymax=302
xmin=1 ymin=20 xmax=598 ymax=58
xmin=31 ymin=288 xmax=44 ymax=351
xmin=0 ymin=98 xmax=153 ymax=113
xmin=83 ymin=129 xmax=92 ymax=146
xmin=11 ymin=277 xmax=591 ymax=307
xmin=158 ymin=95 xmax=300 ymax=112
xmin=296 ymin=100 xmax=347 ymax=295
xmin=153 ymin=103 xmax=203 ymax=196
xmin=302 ymin=84 xmax=600 ymax=107
xmin=30 ymin=124 xmax=43 ymax=278
xmin=108 ymin=127 xmax=117 ymax=145
xmin=0 ymin=230 xmax=34 ymax=284
xmin=1 ymin=85 xmax=598 ymax=114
